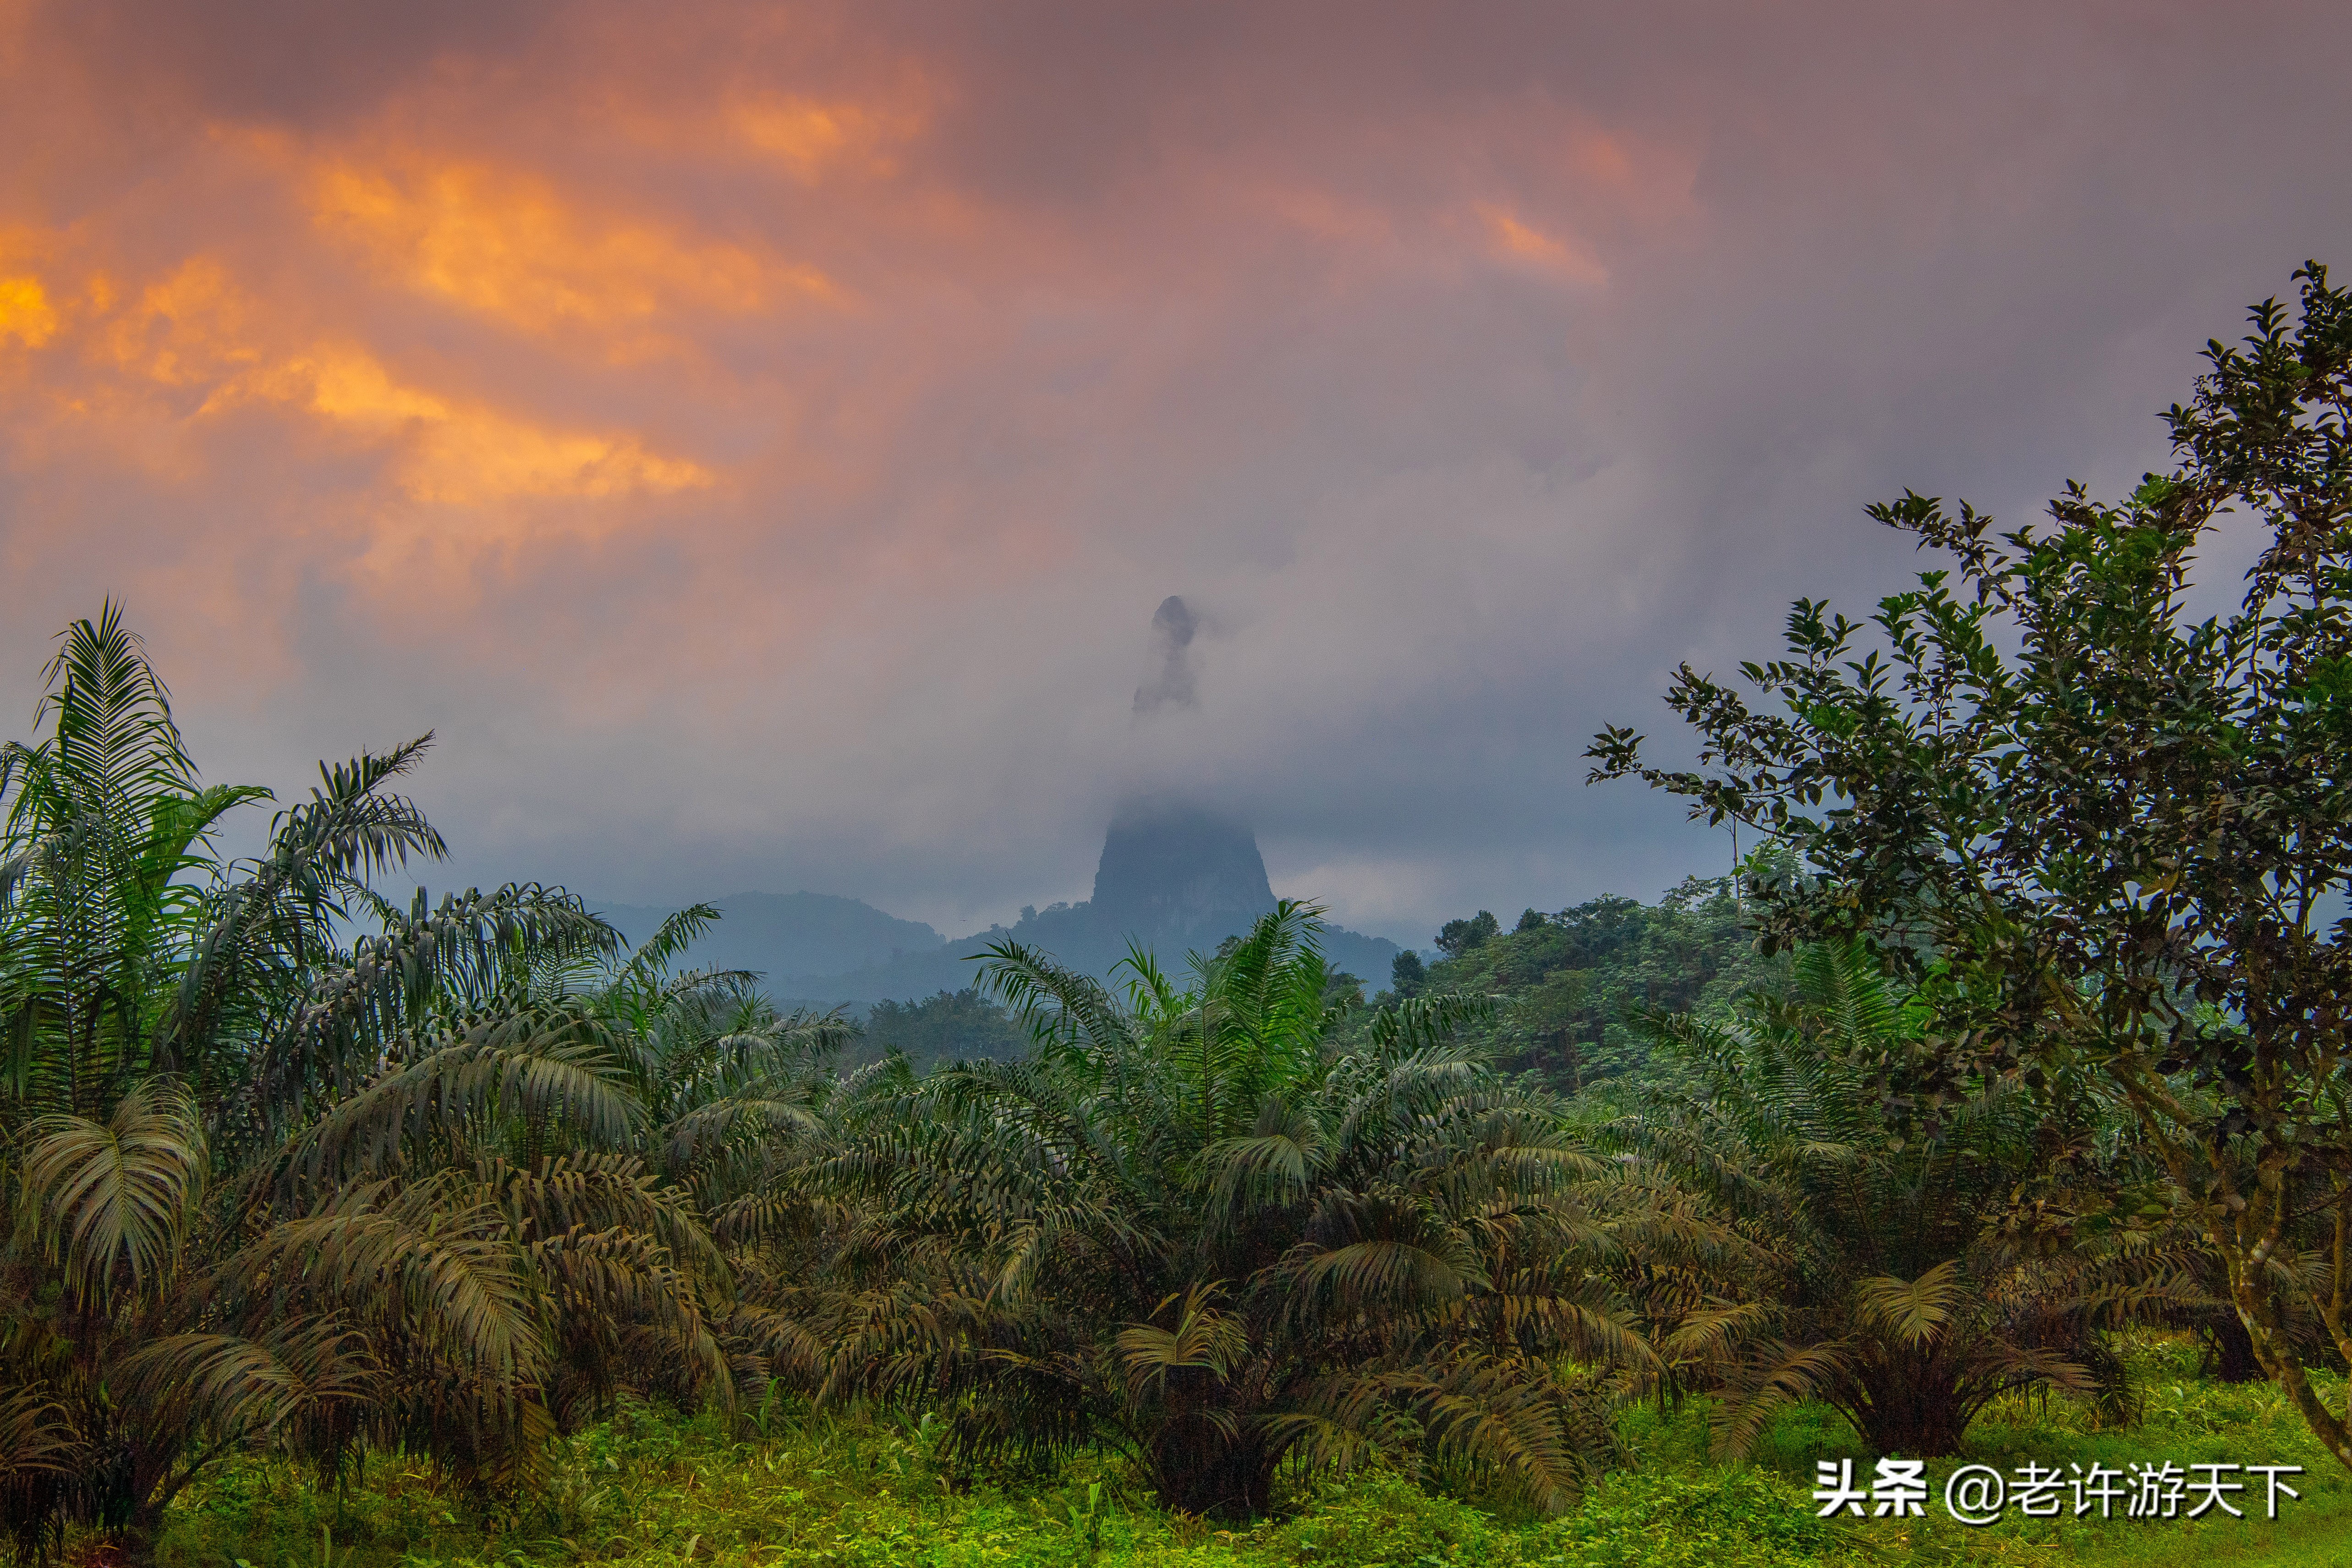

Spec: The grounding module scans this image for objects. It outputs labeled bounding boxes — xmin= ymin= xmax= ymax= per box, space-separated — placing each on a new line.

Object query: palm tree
xmin=771 ymin=904 xmax=1717 ymax=1518
xmin=0 ymin=606 xmax=737 ymax=1557
xmin=1621 ymin=940 xmax=2182 ymax=1456
xmin=584 ymin=906 xmax=853 ymax=1227
xmin=561 ymin=903 xmax=863 ymax=1414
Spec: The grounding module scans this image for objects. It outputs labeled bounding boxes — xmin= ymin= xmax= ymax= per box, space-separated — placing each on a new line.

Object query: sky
xmin=4 ymin=1 xmax=2350 ymax=945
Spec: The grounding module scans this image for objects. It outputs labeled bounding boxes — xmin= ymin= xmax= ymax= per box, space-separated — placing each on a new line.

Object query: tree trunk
xmin=1153 ymin=1431 xmax=1274 ymax=1520
xmin=1853 ymin=1369 xmax=1973 ymax=1456
xmin=108 ymin=1515 xmax=163 ymax=1567
xmin=2230 ymin=1254 xmax=2352 ymax=1473
xmin=2204 ymin=1315 xmax=2265 ymax=1383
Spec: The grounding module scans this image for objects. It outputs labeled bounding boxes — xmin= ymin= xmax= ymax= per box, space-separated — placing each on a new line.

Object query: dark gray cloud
xmin=1134 ymin=595 xmax=1199 ymax=716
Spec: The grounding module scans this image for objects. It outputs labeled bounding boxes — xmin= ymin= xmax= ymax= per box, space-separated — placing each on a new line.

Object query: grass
xmin=138 ymin=1337 xmax=2348 ymax=1568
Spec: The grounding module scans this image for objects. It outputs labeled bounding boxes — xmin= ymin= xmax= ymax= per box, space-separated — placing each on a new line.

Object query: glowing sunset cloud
xmin=307 ymin=154 xmax=836 ymax=338
xmin=9 ymin=248 xmax=707 ymax=536
xmin=0 ymin=1 xmax=2346 ymax=940
xmin=281 ymin=346 xmax=713 ymax=508
xmin=0 ymin=276 xmax=56 ymax=348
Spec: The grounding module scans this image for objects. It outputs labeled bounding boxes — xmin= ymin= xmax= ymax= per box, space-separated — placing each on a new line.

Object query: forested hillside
xmin=591 ymin=890 xmax=946 ymax=989
xmin=855 ymin=986 xmax=1027 ymax=1068
xmin=1382 ymin=876 xmax=1777 ymax=1090
xmin=591 ymin=809 xmax=1404 ymax=1004
xmin=846 ymin=877 xmax=1775 ymax=1088
xmin=814 ymin=811 xmax=1404 ymax=1001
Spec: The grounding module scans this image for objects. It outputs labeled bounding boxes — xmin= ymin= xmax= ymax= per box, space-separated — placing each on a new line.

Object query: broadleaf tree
xmin=1588 ymin=262 xmax=2352 ymax=1467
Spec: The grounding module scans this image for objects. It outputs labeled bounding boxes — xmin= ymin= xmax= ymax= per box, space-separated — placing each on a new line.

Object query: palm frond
xmin=1853 ymin=1260 xmax=1964 ymax=1348
xmin=978 ymin=939 xmax=1138 ymax=1056
xmin=20 ymin=1078 xmax=206 ymax=1307
xmin=1117 ymin=1284 xmax=1248 ymax=1402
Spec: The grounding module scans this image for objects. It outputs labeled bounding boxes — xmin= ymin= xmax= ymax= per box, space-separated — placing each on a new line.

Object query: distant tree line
xmin=857 ymin=987 xmax=1026 ymax=1068
xmin=1382 ymin=879 xmax=1776 ymax=1091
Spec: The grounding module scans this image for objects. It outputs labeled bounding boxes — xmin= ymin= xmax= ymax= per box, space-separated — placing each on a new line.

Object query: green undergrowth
xmin=143 ymin=1339 xmax=2351 ymax=1568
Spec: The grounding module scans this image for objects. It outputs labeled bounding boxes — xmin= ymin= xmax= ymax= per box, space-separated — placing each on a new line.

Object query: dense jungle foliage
xmin=850 ymin=879 xmax=1769 ymax=1092
xmin=4 ymin=263 xmax=2351 ymax=1565
xmin=1381 ymin=878 xmax=1774 ymax=1090
xmin=853 ymin=988 xmax=1027 ymax=1070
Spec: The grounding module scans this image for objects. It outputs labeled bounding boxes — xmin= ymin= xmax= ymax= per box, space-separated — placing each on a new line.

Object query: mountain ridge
xmin=591 ymin=808 xmax=1404 ymax=1003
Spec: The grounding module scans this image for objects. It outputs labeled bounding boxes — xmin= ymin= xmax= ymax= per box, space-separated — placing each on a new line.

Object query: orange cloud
xmin=0 ymin=274 xmax=56 ymax=347
xmin=101 ymin=257 xmax=264 ymax=387
xmin=1474 ymin=203 xmax=1608 ymax=286
xmin=307 ymin=154 xmax=837 ymax=340
xmin=50 ymin=253 xmax=711 ymax=512
xmin=263 ymin=345 xmax=713 ymax=506
xmin=728 ymin=91 xmax=925 ymax=181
